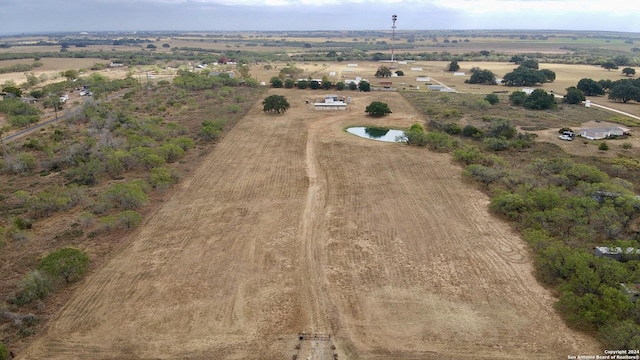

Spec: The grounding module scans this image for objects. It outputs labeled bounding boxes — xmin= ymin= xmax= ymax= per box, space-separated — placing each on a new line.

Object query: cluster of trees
xmin=374 ymin=66 xmax=403 ymax=78
xmin=465 ymin=67 xmax=496 ymax=85
xmin=270 ymin=76 xmax=371 ymax=92
xmin=509 ymin=88 xmax=557 ymax=110
xmin=173 ymin=69 xmax=258 ymax=90
xmin=576 ymin=77 xmax=640 ymax=103
xmin=464 ymin=59 xmax=555 ymax=87
xmin=502 ymin=59 xmax=556 ymax=87
xmin=0 ymin=97 xmax=42 ymax=127
xmin=0 ymin=61 xmax=42 ymax=74
xmin=427 ymin=117 xmax=536 ymax=152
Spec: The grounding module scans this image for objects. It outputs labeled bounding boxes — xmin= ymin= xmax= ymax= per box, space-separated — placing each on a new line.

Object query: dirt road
xmin=19 ymin=90 xmax=600 ymax=359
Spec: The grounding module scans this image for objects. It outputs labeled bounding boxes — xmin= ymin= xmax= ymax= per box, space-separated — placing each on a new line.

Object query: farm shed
xmin=313 ymin=95 xmax=347 ymax=111
xmin=594 ymin=247 xmax=640 ymax=261
xmin=578 ymin=126 xmax=630 ymax=140
xmin=314 ymin=102 xmax=347 ymax=111
xmin=416 ymin=77 xmax=431 ymax=82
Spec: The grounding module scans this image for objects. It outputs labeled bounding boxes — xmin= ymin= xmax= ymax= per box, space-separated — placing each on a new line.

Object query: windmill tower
xmin=391 ymin=14 xmax=398 ymax=62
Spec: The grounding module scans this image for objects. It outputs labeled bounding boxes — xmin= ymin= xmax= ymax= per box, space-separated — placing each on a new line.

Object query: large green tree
xmin=375 ymin=66 xmax=392 ymax=78
xmin=577 ymin=78 xmax=605 ymax=96
xmin=524 ymin=89 xmax=557 ymax=110
xmin=465 ymin=67 xmax=496 ymax=85
xmin=448 ymin=60 xmax=460 ymax=72
xmin=563 ymin=86 xmax=586 ymax=105
xmin=622 ymin=67 xmax=636 ymax=77
xmin=502 ymin=67 xmax=548 ymax=86
xmin=358 ymin=80 xmax=371 ymax=92
xmin=608 ymin=84 xmax=640 ymax=103
xmin=262 ymin=94 xmax=290 ymax=113
xmin=365 ymin=101 xmax=392 ymax=116
xmin=270 ymin=77 xmax=283 ymax=88
xmin=602 ymin=61 xmax=619 ymax=71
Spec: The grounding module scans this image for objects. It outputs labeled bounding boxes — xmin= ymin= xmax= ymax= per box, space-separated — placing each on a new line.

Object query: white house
xmin=578 ymin=126 xmax=630 ymax=140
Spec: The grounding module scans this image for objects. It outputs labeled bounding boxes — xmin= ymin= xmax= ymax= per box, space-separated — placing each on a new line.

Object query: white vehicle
xmin=559 ymin=130 xmax=575 ymax=141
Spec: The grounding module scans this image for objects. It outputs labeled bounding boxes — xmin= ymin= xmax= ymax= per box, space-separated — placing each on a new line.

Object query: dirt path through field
xmin=18 ymin=90 xmax=600 ymax=360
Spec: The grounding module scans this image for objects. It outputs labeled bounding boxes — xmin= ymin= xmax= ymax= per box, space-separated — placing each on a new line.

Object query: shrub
xmin=483 ymin=137 xmax=510 ymax=151
xmin=621 ymin=142 xmax=632 ymax=149
xmin=443 ymin=123 xmax=462 ymax=135
xmin=487 ymin=119 xmax=517 ymax=139
xmin=509 ymin=91 xmax=527 ymax=106
xmin=442 ymin=108 xmax=460 ymax=118
xmin=425 ymin=132 xmax=458 ymax=152
xmin=485 ymin=93 xmax=500 ymax=105
xmin=462 ymin=125 xmax=484 ymax=138
xmin=200 ymin=120 xmax=224 ymax=141
xmin=103 ymin=181 xmax=149 ymax=210
xmin=463 ymin=164 xmax=502 ymax=187
xmin=409 ymin=123 xmax=424 ymax=133
xmin=150 ymin=166 xmax=179 ymax=189
xmin=12 ymin=271 xmax=50 ymax=306
xmin=117 ymin=210 xmax=143 ymax=229
xmin=599 ymin=142 xmax=610 ymax=151
xmin=39 ymin=247 xmax=89 ymax=283
xmin=475 ymin=99 xmax=491 ymax=110
xmin=402 ymin=130 xmax=428 ymax=146
xmin=170 ymin=137 xmax=194 ymax=151
xmin=158 ymin=143 xmax=185 ymax=163
xmin=0 ymin=342 xmax=7 ymax=360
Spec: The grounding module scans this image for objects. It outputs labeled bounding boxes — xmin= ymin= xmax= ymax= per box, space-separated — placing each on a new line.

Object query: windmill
xmin=391 ymin=14 xmax=398 ymax=62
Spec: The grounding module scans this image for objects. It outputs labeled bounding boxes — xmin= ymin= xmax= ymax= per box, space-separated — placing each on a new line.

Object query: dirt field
xmin=17 ymin=89 xmax=600 ymax=359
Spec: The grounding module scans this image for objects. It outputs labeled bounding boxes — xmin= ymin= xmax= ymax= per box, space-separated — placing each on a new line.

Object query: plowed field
xmin=19 ymin=90 xmax=600 ymax=359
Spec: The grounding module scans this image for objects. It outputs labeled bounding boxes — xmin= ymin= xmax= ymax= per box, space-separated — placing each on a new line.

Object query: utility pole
xmin=391 ymin=14 xmax=398 ymax=62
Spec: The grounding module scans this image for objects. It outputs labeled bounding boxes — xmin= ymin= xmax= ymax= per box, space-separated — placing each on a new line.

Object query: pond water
xmin=346 ymin=127 xmax=406 ymax=143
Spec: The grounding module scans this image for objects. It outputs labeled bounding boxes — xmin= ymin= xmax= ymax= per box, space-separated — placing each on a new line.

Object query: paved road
xmin=551 ymin=93 xmax=640 ymax=121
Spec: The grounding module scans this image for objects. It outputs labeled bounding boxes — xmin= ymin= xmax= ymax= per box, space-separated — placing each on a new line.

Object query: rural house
xmin=578 ymin=126 xmax=630 ymax=140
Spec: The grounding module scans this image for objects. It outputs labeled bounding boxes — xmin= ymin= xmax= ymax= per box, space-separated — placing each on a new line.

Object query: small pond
xmin=346 ymin=127 xmax=406 ymax=143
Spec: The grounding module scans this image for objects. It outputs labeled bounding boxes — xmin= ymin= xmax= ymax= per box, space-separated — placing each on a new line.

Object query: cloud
xmin=0 ymin=0 xmax=637 ymax=33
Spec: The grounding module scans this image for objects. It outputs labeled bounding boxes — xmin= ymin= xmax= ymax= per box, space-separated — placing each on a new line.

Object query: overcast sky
xmin=1 ymin=0 xmax=638 ymax=34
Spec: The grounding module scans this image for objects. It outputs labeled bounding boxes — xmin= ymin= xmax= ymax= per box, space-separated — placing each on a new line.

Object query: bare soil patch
xmin=18 ymin=89 xmax=600 ymax=359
